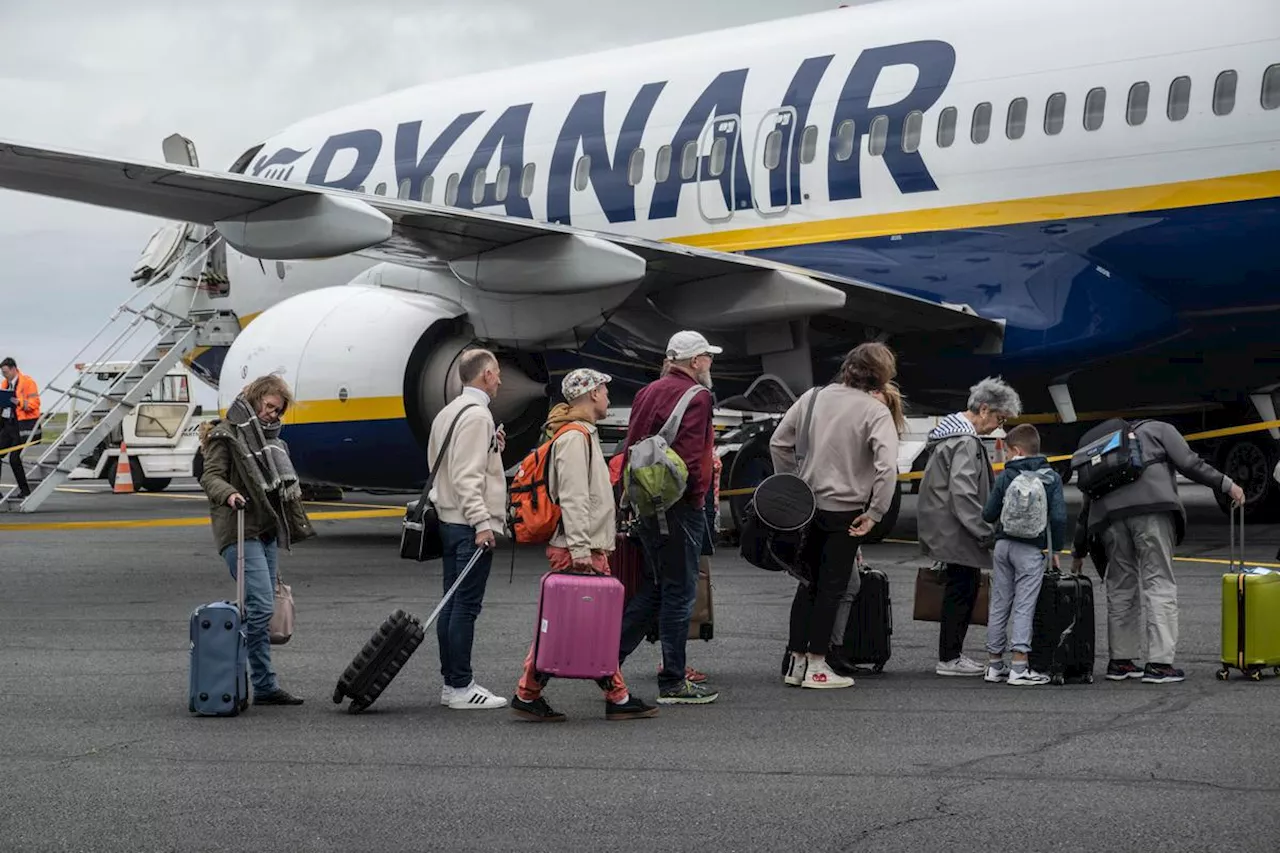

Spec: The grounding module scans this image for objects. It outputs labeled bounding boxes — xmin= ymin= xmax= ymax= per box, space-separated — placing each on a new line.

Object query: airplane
xmin=0 ymin=0 xmax=1278 ymax=525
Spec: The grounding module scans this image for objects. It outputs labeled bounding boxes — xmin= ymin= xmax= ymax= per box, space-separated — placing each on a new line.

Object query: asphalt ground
xmin=1 ymin=481 xmax=1278 ymax=853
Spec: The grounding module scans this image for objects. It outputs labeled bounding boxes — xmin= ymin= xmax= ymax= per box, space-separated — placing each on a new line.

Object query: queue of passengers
xmin=198 ymin=330 xmax=1244 ymax=716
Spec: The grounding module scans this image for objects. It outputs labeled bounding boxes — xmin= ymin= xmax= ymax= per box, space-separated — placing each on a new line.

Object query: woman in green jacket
xmin=199 ymin=374 xmax=314 ymax=706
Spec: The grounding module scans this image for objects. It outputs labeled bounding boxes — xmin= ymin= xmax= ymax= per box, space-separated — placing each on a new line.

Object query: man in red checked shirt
xmin=616 ymin=331 xmax=721 ymax=706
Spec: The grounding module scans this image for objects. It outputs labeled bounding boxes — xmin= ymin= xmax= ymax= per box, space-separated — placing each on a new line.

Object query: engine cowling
xmin=217 ymin=284 xmax=549 ymax=489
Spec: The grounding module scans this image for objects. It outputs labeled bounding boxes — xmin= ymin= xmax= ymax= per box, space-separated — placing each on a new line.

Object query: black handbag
xmin=400 ymin=404 xmax=477 ymax=562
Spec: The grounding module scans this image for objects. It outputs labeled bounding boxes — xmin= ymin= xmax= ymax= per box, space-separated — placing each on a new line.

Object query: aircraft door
xmin=696 ymin=113 xmax=742 ymax=224
xmin=751 ymin=108 xmax=796 ymax=218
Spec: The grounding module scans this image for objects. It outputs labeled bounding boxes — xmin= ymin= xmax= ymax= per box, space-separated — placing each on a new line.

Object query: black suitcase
xmin=1028 ymin=569 xmax=1095 ymax=685
xmin=333 ymin=546 xmax=488 ymax=713
xmin=837 ymin=567 xmax=892 ymax=673
xmin=332 ymin=609 xmax=426 ymax=713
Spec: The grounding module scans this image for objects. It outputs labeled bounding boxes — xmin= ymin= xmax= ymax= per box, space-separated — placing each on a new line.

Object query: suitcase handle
xmin=1229 ymin=500 xmax=1245 ymax=573
xmin=421 ymin=544 xmax=489 ymax=631
xmin=235 ymin=508 xmax=246 ymax=620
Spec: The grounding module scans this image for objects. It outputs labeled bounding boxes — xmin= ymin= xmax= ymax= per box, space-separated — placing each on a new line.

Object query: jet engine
xmin=216 ymin=283 xmax=550 ymax=490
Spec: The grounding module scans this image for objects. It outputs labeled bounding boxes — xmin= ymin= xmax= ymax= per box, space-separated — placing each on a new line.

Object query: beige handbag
xmin=269 ymin=576 xmax=294 ymax=645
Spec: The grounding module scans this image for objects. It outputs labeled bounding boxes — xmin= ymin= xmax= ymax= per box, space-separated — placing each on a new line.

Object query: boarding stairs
xmin=0 ymin=228 xmax=228 ymax=513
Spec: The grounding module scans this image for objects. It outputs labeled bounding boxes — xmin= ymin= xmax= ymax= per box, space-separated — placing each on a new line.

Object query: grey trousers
xmin=986 ymin=539 xmax=1046 ymax=655
xmin=1102 ymin=513 xmax=1177 ymax=664
xmin=829 ymin=548 xmax=864 ymax=649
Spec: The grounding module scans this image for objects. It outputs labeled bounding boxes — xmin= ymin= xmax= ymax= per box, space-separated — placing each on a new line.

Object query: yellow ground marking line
xmin=0 ymin=508 xmax=403 ymax=532
xmin=880 ymin=538 xmax=1280 ymax=569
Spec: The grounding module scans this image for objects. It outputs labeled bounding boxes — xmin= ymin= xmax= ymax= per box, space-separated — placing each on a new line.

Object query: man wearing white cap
xmin=617 ymin=330 xmax=722 ymax=705
xmin=511 ymin=368 xmax=659 ymax=722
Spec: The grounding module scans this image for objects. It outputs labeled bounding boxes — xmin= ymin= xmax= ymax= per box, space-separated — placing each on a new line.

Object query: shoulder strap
xmin=657 ymin=384 xmax=708 ymax=445
xmin=547 ymin=422 xmax=594 ymax=508
xmin=794 ymin=386 xmax=825 ymax=468
xmin=417 ymin=403 xmax=479 ymax=504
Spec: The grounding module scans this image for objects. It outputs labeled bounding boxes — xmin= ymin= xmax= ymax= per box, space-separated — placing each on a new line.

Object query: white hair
xmin=967 ymin=376 xmax=1022 ymax=417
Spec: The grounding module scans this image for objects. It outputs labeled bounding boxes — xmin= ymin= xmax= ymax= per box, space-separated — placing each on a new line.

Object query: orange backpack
xmin=508 ymin=423 xmax=591 ymax=544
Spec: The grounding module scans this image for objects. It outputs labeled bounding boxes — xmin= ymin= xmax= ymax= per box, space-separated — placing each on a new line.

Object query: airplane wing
xmin=0 ymin=137 xmax=1002 ymax=350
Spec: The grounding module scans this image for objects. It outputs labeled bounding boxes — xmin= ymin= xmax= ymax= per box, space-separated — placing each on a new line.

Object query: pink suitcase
xmin=533 ymin=572 xmax=624 ymax=679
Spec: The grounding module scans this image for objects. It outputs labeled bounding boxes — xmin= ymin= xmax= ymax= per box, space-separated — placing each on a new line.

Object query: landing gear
xmin=1215 ymin=436 xmax=1280 ymax=522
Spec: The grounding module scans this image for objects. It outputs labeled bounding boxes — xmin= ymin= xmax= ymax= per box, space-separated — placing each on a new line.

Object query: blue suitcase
xmin=189 ymin=508 xmax=250 ymax=716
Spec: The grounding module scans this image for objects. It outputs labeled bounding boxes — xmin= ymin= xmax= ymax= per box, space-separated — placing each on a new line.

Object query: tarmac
xmin=1 ymin=480 xmax=1277 ymax=852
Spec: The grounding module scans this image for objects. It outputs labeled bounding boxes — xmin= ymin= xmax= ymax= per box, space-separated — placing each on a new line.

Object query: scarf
xmin=542 ymin=402 xmax=596 ymax=440
xmin=225 ymin=396 xmax=303 ymax=551
xmin=929 ymin=412 xmax=978 ymax=441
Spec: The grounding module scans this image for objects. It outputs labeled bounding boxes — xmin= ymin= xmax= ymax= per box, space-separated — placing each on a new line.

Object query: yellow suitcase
xmin=1218 ymin=504 xmax=1280 ymax=682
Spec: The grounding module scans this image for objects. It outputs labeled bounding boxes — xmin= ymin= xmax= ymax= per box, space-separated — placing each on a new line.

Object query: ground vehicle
xmin=67 ymin=360 xmax=214 ymax=492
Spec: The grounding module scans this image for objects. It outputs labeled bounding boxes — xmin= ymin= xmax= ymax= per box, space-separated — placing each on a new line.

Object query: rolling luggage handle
xmin=422 ymin=543 xmax=491 ymax=632
xmin=235 ymin=506 xmax=246 ymax=621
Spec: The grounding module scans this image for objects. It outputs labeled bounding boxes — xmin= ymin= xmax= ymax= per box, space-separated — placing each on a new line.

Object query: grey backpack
xmin=1000 ymin=469 xmax=1051 ymax=539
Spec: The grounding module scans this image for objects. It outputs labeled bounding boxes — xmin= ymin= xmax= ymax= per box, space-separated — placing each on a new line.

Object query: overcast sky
xmin=0 ymin=0 xmax=868 ymax=394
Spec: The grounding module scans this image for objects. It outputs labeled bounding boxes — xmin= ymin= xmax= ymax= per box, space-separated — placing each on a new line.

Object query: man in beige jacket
xmin=428 ymin=348 xmax=509 ymax=710
xmin=511 ymin=368 xmax=658 ymax=722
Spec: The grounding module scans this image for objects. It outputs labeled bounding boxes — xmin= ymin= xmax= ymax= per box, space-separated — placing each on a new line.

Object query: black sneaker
xmin=1142 ymin=663 xmax=1185 ymax=684
xmin=1105 ymin=660 xmax=1144 ymax=681
xmin=657 ymin=680 xmax=719 ymax=705
xmin=606 ymin=694 xmax=659 ymax=721
xmin=255 ymin=688 xmax=304 ymax=705
xmin=510 ymin=695 xmax=566 ymax=722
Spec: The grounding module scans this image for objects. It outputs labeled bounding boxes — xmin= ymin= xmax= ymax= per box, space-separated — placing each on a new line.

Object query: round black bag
xmin=738 ymin=473 xmax=816 ymax=581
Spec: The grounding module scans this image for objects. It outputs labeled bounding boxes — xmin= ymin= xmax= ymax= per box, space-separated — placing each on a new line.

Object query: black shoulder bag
xmin=399 ymin=404 xmax=478 ymax=562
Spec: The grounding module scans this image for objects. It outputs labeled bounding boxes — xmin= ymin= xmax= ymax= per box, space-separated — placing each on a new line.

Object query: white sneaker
xmin=802 ymin=658 xmax=854 ymax=689
xmin=936 ymin=656 xmax=985 ymax=677
xmin=1008 ymin=668 xmax=1051 ymax=686
xmin=984 ymin=660 xmax=1010 ymax=683
xmin=447 ymin=681 xmax=509 ymax=710
xmin=783 ymin=652 xmax=808 ymax=687
xmin=440 ymin=685 xmax=455 ymax=706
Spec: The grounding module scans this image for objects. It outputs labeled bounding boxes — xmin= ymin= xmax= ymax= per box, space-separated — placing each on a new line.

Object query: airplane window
xmin=680 ymin=141 xmax=698 ymax=179
xmin=495 ymin=165 xmax=510 ymax=202
xmin=1214 ymin=70 xmax=1238 ymax=116
xmin=1264 ymin=64 xmax=1280 ymax=110
xmin=471 ymin=169 xmax=486 ymax=204
xmin=763 ymin=129 xmax=783 ymax=170
xmin=800 ymin=124 xmax=819 ymax=164
xmin=627 ymin=148 xmax=645 ymax=186
xmin=397 ymin=179 xmax=411 ymax=200
xmin=420 ymin=175 xmax=434 ymax=204
xmin=902 ymin=111 xmax=923 ymax=153
xmin=520 ymin=163 xmax=536 ymax=199
xmin=709 ymin=137 xmax=727 ymax=177
xmin=1044 ymin=93 xmax=1067 ymax=135
xmin=1168 ymin=76 xmax=1192 ymax=121
xmin=971 ymin=102 xmax=992 ymax=144
xmin=1127 ymin=82 xmax=1150 ymax=126
xmin=445 ymin=173 xmax=460 ymax=206
xmin=574 ymin=155 xmax=591 ymax=191
xmin=834 ymin=120 xmax=856 ymax=161
xmin=655 ymin=145 xmax=672 ymax=181
xmin=868 ymin=115 xmax=889 ymax=156
xmin=1084 ymin=87 xmax=1106 ymax=131
xmin=936 ymin=106 xmax=957 ymax=147
xmin=374 ymin=182 xmax=387 ymax=196
xmin=1006 ymin=98 xmax=1028 ymax=140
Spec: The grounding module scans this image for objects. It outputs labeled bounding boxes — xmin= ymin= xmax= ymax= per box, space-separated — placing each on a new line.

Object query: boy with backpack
xmin=508 ymin=368 xmax=658 ymax=721
xmin=980 ymin=424 xmax=1067 ymax=685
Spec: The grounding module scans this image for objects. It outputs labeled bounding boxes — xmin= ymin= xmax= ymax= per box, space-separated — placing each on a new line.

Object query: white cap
xmin=665 ymin=330 xmax=723 ymax=361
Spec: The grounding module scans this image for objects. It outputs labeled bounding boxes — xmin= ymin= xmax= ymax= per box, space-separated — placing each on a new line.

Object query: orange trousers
xmin=515 ymin=546 xmax=629 ymax=704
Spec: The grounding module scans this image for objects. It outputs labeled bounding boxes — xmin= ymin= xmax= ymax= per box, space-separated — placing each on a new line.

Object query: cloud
xmin=0 ymin=0 xmax=863 ymax=385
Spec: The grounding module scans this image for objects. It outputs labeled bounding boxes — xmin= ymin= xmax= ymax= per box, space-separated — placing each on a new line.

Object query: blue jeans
xmin=221 ymin=534 xmax=278 ymax=696
xmin=987 ymin=539 xmax=1047 ymax=656
xmin=619 ymin=501 xmax=706 ymax=692
xmin=438 ymin=522 xmax=495 ymax=689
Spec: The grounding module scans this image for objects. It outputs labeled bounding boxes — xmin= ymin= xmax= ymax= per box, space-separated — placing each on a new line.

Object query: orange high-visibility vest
xmin=2 ymin=373 xmax=40 ymax=422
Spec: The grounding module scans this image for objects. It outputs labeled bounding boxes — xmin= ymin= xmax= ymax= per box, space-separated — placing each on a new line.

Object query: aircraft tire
xmin=1214 ymin=436 xmax=1280 ymax=522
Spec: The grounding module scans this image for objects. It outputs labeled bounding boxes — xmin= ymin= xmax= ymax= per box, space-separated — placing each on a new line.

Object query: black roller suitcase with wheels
xmin=333 ymin=546 xmax=487 ymax=713
xmin=1029 ymin=569 xmax=1095 ymax=685
xmin=838 ymin=567 xmax=892 ymax=673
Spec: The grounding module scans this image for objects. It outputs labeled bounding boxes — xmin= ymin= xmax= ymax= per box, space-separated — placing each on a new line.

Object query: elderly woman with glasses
xmin=917 ymin=376 xmax=1022 ymax=678
xmin=198 ymin=374 xmax=315 ymax=706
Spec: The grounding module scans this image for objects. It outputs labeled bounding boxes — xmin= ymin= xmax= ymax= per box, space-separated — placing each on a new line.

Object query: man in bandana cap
xmin=511 ymin=367 xmax=659 ymax=722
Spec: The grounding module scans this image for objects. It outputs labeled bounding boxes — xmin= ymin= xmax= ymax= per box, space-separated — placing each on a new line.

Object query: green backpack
xmin=623 ymin=384 xmax=709 ymax=533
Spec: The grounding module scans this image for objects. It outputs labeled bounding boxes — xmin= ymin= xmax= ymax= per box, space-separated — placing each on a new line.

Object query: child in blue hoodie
xmin=981 ymin=424 xmax=1067 ymax=685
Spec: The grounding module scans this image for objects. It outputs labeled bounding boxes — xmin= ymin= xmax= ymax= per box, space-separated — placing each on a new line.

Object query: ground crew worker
xmin=511 ymin=368 xmax=659 ymax=722
xmin=1 ymin=357 xmax=40 ymax=497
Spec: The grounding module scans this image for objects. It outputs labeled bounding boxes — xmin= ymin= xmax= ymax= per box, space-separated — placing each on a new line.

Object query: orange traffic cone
xmin=113 ymin=442 xmax=134 ymax=494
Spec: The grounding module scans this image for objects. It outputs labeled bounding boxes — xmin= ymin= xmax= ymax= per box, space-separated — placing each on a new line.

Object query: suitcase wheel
xmin=1249 ymin=669 xmax=1262 ymax=682
xmin=1274 ymin=667 xmax=1279 ymax=677
xmin=1080 ymin=671 xmax=1094 ymax=685
xmin=332 ymin=684 xmax=346 ymax=704
xmin=872 ymin=663 xmax=885 ymax=674
xmin=1216 ymin=668 xmax=1230 ymax=681
xmin=1050 ymin=674 xmax=1065 ymax=686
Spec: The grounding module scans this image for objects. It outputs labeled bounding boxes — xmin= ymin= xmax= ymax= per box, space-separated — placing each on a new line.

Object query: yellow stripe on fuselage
xmin=282 ymin=396 xmax=407 ymax=426
xmin=672 ymin=170 xmax=1280 ymax=253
